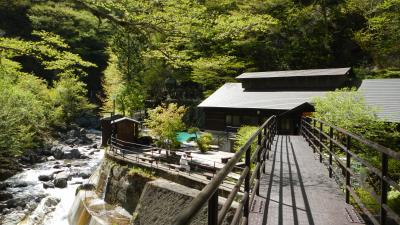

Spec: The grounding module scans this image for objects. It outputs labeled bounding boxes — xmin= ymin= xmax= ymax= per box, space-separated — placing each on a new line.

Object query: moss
xmin=128 ymin=166 xmax=155 ymax=179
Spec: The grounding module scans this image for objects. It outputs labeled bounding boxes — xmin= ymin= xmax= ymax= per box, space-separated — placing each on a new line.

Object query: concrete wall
xmin=131 ymin=179 xmax=237 ymax=225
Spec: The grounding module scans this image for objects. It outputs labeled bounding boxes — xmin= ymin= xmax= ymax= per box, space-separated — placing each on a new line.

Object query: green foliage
xmin=388 ymin=190 xmax=400 ymax=214
xmin=353 ymin=0 xmax=400 ymax=68
xmin=0 ymin=31 xmax=95 ymax=156
xmin=0 ymin=76 xmax=48 ymax=156
xmin=312 ymin=88 xmax=400 ymax=148
xmin=234 ymin=126 xmax=258 ymax=154
xmin=50 ymin=75 xmax=94 ymax=126
xmin=144 ymin=103 xmax=187 ymax=149
xmin=197 ymin=132 xmax=213 ymax=153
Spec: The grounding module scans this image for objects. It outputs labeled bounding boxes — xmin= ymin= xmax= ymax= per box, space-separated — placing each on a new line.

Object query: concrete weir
xmin=68 ymin=158 xmax=238 ymax=225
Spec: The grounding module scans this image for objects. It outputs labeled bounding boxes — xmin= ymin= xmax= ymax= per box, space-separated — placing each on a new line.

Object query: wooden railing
xmin=173 ymin=115 xmax=277 ymax=225
xmin=301 ymin=116 xmax=400 ymax=225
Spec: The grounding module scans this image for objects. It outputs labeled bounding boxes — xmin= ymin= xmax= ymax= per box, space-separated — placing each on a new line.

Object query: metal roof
xmin=236 ymin=67 xmax=351 ymax=79
xmin=359 ymin=79 xmax=400 ymax=123
xmin=198 ymin=83 xmax=327 ymax=110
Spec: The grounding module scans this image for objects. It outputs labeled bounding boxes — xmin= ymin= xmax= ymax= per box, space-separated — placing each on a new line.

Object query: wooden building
xmin=111 ymin=117 xmax=141 ymax=143
xmin=198 ymin=68 xmax=353 ymax=134
xmin=101 ymin=115 xmax=123 ymax=146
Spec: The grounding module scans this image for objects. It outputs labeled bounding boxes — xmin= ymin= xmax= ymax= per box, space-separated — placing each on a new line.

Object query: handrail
xmin=173 ymin=115 xmax=277 ymax=225
xmin=301 ymin=116 xmax=400 ymax=225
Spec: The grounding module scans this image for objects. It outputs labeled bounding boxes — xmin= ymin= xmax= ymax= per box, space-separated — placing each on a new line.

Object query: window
xmin=226 ymin=115 xmax=232 ymax=126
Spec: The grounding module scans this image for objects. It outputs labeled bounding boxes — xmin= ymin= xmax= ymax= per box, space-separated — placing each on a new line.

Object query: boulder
xmin=91 ymin=143 xmax=98 ymax=149
xmin=78 ymin=172 xmax=91 ymax=179
xmin=0 ymin=192 xmax=13 ymax=201
xmin=43 ymin=182 xmax=54 ymax=189
xmin=47 ymin=156 xmax=55 ymax=161
xmin=53 ymin=165 xmax=61 ymax=169
xmin=53 ymin=148 xmax=64 ymax=160
xmin=0 ymin=182 xmax=9 ymax=190
xmin=14 ymin=182 xmax=28 ymax=188
xmin=70 ymin=148 xmax=81 ymax=159
xmin=53 ymin=172 xmax=69 ymax=188
xmin=38 ymin=174 xmax=53 ymax=182
xmin=6 ymin=198 xmax=26 ymax=208
xmin=53 ymin=179 xmax=67 ymax=188
xmin=0 ymin=203 xmax=7 ymax=212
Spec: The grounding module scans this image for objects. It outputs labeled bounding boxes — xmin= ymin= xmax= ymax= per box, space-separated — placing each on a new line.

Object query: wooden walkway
xmin=249 ymin=135 xmax=364 ymax=225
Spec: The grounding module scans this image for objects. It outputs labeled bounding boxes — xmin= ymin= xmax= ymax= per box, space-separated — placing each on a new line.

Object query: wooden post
xmin=345 ymin=135 xmax=351 ymax=204
xmin=208 ymin=191 xmax=218 ymax=225
xmin=319 ymin=122 xmax=323 ymax=162
xmin=256 ymin=133 xmax=262 ymax=195
xmin=380 ymin=153 xmax=388 ymax=225
xmin=244 ymin=146 xmax=251 ymax=224
xmin=313 ymin=119 xmax=317 ymax=153
xmin=329 ymin=127 xmax=333 ymax=178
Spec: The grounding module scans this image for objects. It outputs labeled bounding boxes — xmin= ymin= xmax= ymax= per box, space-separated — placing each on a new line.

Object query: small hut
xmin=101 ymin=115 xmax=123 ymax=146
xmin=111 ymin=117 xmax=141 ymax=144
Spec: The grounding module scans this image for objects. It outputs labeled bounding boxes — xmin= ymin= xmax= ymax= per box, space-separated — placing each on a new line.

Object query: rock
xmin=6 ymin=198 xmax=26 ymax=208
xmin=38 ymin=174 xmax=52 ymax=182
xmin=88 ymin=150 xmax=95 ymax=155
xmin=80 ymin=155 xmax=89 ymax=159
xmin=43 ymin=182 xmax=54 ymax=189
xmin=78 ymin=172 xmax=91 ymax=179
xmin=0 ymin=203 xmax=7 ymax=212
xmin=70 ymin=148 xmax=81 ymax=159
xmin=14 ymin=182 xmax=28 ymax=188
xmin=0 ymin=169 xmax=15 ymax=181
xmin=0 ymin=211 xmax=26 ymax=225
xmin=0 ymin=182 xmax=9 ymax=190
xmin=81 ymin=183 xmax=95 ymax=190
xmin=44 ymin=196 xmax=60 ymax=207
xmin=53 ymin=165 xmax=61 ymax=169
xmin=26 ymin=201 xmax=38 ymax=211
xmin=91 ymin=143 xmax=98 ymax=149
xmin=65 ymin=138 xmax=78 ymax=145
xmin=53 ymin=148 xmax=64 ymax=160
xmin=53 ymin=172 xmax=69 ymax=188
xmin=67 ymin=129 xmax=79 ymax=139
xmin=53 ymin=179 xmax=67 ymax=188
xmin=47 ymin=156 xmax=55 ymax=161
xmin=64 ymin=163 xmax=71 ymax=168
xmin=0 ymin=192 xmax=13 ymax=201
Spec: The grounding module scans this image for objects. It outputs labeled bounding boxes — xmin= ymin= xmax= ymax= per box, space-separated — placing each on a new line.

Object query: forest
xmin=0 ymin=0 xmax=399 ymax=167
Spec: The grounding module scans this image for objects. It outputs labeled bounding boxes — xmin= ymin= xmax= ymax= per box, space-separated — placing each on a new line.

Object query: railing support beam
xmin=208 ymin=191 xmax=218 ymax=225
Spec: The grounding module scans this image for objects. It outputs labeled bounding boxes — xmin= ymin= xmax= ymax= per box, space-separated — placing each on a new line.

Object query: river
xmin=0 ymin=130 xmax=104 ymax=225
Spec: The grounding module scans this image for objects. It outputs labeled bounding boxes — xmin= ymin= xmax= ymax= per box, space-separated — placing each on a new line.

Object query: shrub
xmin=234 ymin=126 xmax=258 ymax=153
xmin=144 ymin=103 xmax=186 ymax=150
xmin=197 ymin=132 xmax=213 ymax=153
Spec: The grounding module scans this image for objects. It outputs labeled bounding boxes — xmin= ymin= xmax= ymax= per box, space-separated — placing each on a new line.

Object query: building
xmin=198 ymin=67 xmax=353 ymax=134
xmin=359 ymin=79 xmax=400 ymax=123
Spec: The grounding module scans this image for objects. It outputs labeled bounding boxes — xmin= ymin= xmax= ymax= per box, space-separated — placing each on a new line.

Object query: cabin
xmin=111 ymin=117 xmax=141 ymax=143
xmin=198 ymin=68 xmax=353 ymax=134
xmin=101 ymin=114 xmax=123 ymax=146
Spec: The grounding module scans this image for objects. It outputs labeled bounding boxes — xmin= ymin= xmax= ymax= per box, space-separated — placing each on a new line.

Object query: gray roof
xmin=359 ymin=79 xmax=400 ymax=123
xmin=236 ymin=67 xmax=351 ymax=79
xmin=198 ymin=83 xmax=327 ymax=110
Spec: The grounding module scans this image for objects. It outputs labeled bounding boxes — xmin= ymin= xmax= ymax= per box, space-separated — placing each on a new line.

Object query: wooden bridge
xmin=173 ymin=116 xmax=400 ymax=225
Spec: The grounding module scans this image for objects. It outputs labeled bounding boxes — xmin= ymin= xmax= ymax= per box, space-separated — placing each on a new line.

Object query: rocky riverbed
xmin=0 ymin=129 xmax=104 ymax=225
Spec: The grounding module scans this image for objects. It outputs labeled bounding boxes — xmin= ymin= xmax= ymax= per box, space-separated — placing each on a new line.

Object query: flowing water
xmin=0 ymin=130 xmax=132 ymax=225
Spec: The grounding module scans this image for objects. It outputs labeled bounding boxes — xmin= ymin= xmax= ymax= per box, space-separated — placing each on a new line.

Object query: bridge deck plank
xmin=249 ymin=135 xmax=363 ymax=225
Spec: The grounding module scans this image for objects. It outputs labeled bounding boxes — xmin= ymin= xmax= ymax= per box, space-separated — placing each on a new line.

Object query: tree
xmin=144 ymin=103 xmax=186 ymax=150
xmin=312 ymin=88 xmax=399 ymax=148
